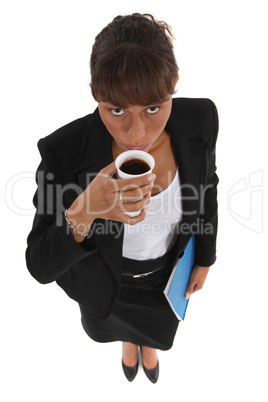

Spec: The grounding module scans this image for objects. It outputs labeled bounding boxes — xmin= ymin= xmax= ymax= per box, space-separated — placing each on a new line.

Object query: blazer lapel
xmin=73 ymin=108 xmax=124 ymax=285
xmin=166 ymin=107 xmax=209 ymax=231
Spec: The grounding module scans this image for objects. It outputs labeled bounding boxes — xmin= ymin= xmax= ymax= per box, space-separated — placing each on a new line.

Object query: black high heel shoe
xmin=122 ymin=359 xmax=139 ymax=382
xmin=142 ymin=360 xmax=159 ymax=384
xmin=140 ymin=346 xmax=159 ymax=384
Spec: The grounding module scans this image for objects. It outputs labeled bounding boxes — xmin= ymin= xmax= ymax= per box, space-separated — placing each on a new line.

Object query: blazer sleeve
xmin=25 ymin=158 xmax=98 ymax=285
xmin=194 ymin=99 xmax=219 ymax=267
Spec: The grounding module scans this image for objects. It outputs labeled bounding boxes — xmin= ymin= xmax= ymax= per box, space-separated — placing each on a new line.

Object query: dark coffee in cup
xmin=119 ymin=158 xmax=151 ymax=175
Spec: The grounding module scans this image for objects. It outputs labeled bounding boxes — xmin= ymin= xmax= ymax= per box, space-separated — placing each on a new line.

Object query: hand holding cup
xmin=115 ymin=150 xmax=155 ymax=216
xmin=67 ymin=151 xmax=156 ymax=239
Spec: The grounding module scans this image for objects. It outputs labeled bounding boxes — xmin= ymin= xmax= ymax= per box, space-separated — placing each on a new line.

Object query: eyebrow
xmin=104 ymin=97 xmax=170 ymax=109
xmin=144 ymin=97 xmax=170 ymax=106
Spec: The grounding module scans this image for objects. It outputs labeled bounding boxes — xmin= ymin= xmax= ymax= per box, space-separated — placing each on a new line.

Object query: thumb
xmin=100 ymin=161 xmax=117 ymax=177
xmin=184 ymin=280 xmax=195 ymax=299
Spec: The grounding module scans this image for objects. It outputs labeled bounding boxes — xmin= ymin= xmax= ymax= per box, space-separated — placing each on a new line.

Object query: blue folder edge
xmin=163 ymin=235 xmax=195 ymax=321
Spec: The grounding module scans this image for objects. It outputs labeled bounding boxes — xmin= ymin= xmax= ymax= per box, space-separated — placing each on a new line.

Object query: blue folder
xmin=164 ymin=235 xmax=195 ymax=320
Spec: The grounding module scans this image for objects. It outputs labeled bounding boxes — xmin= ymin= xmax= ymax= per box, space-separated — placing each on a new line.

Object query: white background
xmin=1 ymin=0 xmax=267 ymax=400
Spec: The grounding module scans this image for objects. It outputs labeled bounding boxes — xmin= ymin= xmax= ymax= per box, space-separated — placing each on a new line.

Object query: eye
xmin=147 ymin=106 xmax=160 ymax=114
xmin=110 ymin=108 xmax=124 ymax=116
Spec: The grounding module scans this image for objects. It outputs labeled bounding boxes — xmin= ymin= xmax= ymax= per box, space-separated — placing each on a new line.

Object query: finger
xmin=119 ymin=193 xmax=151 ymax=213
xmin=184 ymin=281 xmax=195 ymax=299
xmin=185 ymin=280 xmax=203 ymax=298
xmin=121 ymin=207 xmax=148 ymax=225
xmin=119 ymin=183 xmax=153 ymax=202
xmin=193 ymin=282 xmax=202 ymax=293
xmin=184 ymin=291 xmax=191 ymax=300
xmin=99 ymin=161 xmax=117 ymax=177
xmin=117 ymin=173 xmax=156 ymax=192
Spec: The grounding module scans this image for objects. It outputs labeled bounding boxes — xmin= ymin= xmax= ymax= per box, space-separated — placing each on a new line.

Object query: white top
xmin=122 ymin=168 xmax=183 ymax=260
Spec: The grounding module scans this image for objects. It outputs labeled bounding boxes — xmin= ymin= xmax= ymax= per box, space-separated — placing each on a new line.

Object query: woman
xmin=26 ymin=13 xmax=219 ymax=383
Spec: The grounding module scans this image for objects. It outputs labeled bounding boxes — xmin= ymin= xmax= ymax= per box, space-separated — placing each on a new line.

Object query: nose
xmin=128 ymin=116 xmax=146 ymax=140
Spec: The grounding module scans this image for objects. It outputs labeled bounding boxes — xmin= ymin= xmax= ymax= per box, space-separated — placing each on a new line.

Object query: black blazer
xmin=26 ymin=98 xmax=219 ymax=318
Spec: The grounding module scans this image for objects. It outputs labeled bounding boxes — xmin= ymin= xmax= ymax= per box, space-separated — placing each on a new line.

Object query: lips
xmin=126 ymin=144 xmax=149 ymax=150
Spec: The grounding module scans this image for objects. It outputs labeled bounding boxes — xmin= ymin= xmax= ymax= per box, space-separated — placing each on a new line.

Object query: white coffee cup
xmin=115 ymin=150 xmax=155 ymax=217
xmin=115 ymin=150 xmax=155 ymax=179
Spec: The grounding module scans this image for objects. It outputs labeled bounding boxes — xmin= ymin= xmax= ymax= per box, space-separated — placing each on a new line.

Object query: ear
xmin=89 ymin=83 xmax=92 ymax=88
xmin=173 ymin=76 xmax=179 ymax=92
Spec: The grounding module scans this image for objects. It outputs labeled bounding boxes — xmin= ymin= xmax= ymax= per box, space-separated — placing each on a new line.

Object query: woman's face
xmin=98 ymin=96 xmax=173 ymax=155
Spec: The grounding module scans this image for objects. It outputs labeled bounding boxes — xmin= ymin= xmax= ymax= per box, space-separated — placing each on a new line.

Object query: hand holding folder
xmin=164 ymin=235 xmax=195 ymax=321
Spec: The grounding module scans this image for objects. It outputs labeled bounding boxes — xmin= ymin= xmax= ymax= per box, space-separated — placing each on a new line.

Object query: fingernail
xmin=185 ymin=292 xmax=191 ymax=299
xmin=148 ymin=174 xmax=156 ymax=182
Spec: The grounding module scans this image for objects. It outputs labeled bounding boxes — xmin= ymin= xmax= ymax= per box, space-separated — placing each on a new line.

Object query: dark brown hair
xmin=90 ymin=13 xmax=179 ymax=107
